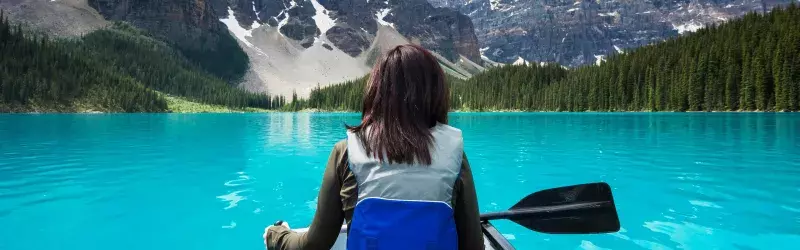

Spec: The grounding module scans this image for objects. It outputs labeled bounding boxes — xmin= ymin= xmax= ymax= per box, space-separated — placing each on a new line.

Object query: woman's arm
xmin=455 ymin=153 xmax=485 ymax=250
xmin=265 ymin=141 xmax=347 ymax=250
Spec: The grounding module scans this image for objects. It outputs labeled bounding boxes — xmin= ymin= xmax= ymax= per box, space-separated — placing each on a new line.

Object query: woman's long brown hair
xmin=347 ymin=44 xmax=449 ymax=165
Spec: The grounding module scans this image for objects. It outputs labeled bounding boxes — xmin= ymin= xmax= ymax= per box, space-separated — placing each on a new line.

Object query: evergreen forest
xmin=0 ymin=11 xmax=280 ymax=113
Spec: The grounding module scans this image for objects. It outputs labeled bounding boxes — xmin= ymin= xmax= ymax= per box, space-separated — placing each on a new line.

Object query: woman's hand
xmin=263 ymin=221 xmax=291 ymax=247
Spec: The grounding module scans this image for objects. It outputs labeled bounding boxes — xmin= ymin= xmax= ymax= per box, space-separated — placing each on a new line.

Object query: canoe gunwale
xmin=294 ymin=222 xmax=512 ymax=250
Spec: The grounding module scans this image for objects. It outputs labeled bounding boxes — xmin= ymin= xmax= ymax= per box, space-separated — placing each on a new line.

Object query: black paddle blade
xmin=509 ymin=182 xmax=620 ymax=234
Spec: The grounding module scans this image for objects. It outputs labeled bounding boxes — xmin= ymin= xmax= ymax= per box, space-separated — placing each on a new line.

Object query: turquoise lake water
xmin=1 ymin=113 xmax=799 ymax=249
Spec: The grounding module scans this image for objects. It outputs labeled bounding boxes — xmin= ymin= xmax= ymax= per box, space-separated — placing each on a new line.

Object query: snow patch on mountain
xmin=277 ymin=10 xmax=290 ymax=30
xmin=252 ymin=1 xmax=260 ymax=21
xmin=513 ymin=56 xmax=529 ymax=66
xmin=376 ymin=8 xmax=395 ymax=28
xmin=613 ymin=45 xmax=624 ymax=54
xmin=480 ymin=47 xmax=492 ymax=59
xmin=479 ymin=47 xmax=502 ymax=66
xmin=220 ymin=7 xmax=256 ymax=48
xmin=594 ymin=55 xmax=605 ymax=66
xmin=489 ymin=0 xmax=500 ymax=10
xmin=311 ymin=0 xmax=335 ymax=33
xmin=599 ymin=11 xmax=619 ymax=17
xmin=672 ymin=21 xmax=704 ymax=34
xmin=489 ymin=0 xmax=513 ymax=12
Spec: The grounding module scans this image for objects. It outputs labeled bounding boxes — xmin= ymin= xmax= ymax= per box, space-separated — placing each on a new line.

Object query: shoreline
xmin=3 ymin=101 xmax=794 ymax=114
xmin=1 ymin=108 xmax=793 ymax=114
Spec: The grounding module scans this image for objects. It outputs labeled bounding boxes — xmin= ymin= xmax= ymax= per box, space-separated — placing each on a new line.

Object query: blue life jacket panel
xmin=346 ymin=124 xmax=464 ymax=250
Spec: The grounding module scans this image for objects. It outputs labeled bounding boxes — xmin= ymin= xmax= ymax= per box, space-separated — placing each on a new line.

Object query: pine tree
xmin=790 ymin=53 xmax=800 ymax=111
xmin=753 ymin=47 xmax=769 ymax=110
xmin=291 ymin=90 xmax=298 ymax=111
xmin=725 ymin=52 xmax=740 ymax=110
xmin=646 ymin=67 xmax=656 ymax=111
xmin=774 ymin=48 xmax=787 ymax=110
xmin=741 ymin=55 xmax=755 ymax=110
xmin=689 ymin=53 xmax=707 ymax=111
xmin=776 ymin=58 xmax=790 ymax=111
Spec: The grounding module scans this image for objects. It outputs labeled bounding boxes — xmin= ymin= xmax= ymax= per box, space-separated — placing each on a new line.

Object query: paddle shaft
xmin=480 ymin=201 xmax=611 ymax=221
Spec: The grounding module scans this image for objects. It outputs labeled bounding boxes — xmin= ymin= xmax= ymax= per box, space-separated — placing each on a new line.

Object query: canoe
xmin=294 ymin=222 xmax=513 ymax=250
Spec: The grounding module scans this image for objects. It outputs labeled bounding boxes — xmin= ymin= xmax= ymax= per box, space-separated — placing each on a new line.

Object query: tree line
xmin=1 ymin=11 xmax=280 ymax=112
xmin=295 ymin=75 xmax=466 ymax=111
xmin=293 ymin=3 xmax=800 ymax=112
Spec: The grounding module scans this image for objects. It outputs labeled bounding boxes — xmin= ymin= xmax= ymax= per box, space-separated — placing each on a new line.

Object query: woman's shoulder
xmin=432 ymin=123 xmax=463 ymax=138
xmin=333 ymin=139 xmax=347 ymax=152
xmin=331 ymin=139 xmax=350 ymax=179
xmin=436 ymin=123 xmax=462 ymax=132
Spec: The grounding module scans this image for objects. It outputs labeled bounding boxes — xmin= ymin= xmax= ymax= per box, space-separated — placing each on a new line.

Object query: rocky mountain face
xmin=209 ymin=0 xmax=483 ymax=96
xmin=429 ymin=0 xmax=797 ymax=67
xmin=87 ymin=0 xmax=251 ymax=81
xmin=0 ymin=0 xmax=108 ymax=37
xmin=89 ymin=0 xmax=218 ymax=49
xmin=215 ymin=0 xmax=480 ymax=62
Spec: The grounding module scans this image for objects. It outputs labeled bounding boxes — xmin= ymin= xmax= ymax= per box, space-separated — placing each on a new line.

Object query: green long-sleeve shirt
xmin=265 ymin=140 xmax=485 ymax=250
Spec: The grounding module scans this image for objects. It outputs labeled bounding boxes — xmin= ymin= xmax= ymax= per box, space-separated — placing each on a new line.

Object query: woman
xmin=263 ymin=44 xmax=484 ymax=250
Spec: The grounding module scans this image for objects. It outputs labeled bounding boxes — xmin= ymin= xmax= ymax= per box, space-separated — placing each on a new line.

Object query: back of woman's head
xmin=347 ymin=44 xmax=449 ymax=165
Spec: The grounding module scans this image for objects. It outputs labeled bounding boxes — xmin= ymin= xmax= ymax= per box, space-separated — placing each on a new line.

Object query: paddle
xmin=480 ymin=182 xmax=620 ymax=234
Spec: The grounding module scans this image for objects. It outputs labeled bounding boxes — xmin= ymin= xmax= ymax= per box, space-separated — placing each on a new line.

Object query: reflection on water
xmin=297 ymin=113 xmax=312 ymax=148
xmin=266 ymin=113 xmax=314 ymax=149
xmin=268 ymin=112 xmax=293 ymax=146
xmin=0 ymin=113 xmax=798 ymax=250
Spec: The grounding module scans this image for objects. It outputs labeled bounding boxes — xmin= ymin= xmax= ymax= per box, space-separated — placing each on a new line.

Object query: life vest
xmin=345 ymin=123 xmax=464 ymax=250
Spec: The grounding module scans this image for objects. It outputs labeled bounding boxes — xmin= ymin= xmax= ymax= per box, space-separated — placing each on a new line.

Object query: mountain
xmin=214 ymin=0 xmax=484 ymax=97
xmin=215 ymin=0 xmax=480 ymax=61
xmin=2 ymin=0 xmax=484 ymax=98
xmin=428 ymin=0 xmax=797 ymax=67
